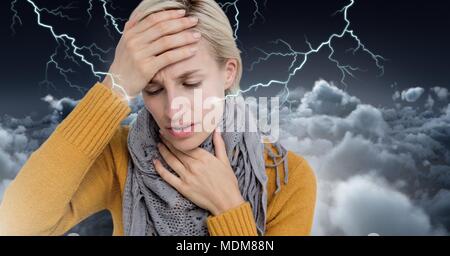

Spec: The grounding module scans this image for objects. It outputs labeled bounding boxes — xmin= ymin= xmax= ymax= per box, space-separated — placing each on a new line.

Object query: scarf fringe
xmin=264 ymin=142 xmax=289 ymax=194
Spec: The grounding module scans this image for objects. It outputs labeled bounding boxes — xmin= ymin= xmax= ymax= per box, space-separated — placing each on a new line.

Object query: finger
xmin=131 ymin=9 xmax=187 ymax=34
xmin=157 ymin=142 xmax=188 ymax=178
xmin=123 ymin=20 xmax=135 ymax=32
xmin=213 ymin=128 xmax=230 ymax=165
xmin=137 ymin=16 xmax=199 ymax=44
xmin=136 ymin=29 xmax=201 ymax=58
xmin=152 ymin=43 xmax=199 ymax=72
xmin=124 ymin=11 xmax=142 ymax=31
xmin=153 ymin=159 xmax=184 ymax=190
xmin=128 ymin=7 xmax=146 ymax=23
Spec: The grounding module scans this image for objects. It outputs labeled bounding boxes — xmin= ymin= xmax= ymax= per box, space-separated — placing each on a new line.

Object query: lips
xmin=167 ymin=123 xmax=194 ymax=130
xmin=166 ymin=123 xmax=196 ymax=138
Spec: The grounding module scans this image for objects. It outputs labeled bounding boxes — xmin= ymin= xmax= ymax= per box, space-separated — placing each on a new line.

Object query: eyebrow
xmin=149 ymin=69 xmax=203 ymax=86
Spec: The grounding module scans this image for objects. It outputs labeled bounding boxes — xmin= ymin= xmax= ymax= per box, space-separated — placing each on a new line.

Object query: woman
xmin=0 ymin=0 xmax=316 ymax=236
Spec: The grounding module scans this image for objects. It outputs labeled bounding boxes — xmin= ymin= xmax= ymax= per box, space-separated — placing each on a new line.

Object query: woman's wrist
xmin=101 ymin=76 xmax=130 ymax=102
xmin=210 ymin=194 xmax=245 ymax=216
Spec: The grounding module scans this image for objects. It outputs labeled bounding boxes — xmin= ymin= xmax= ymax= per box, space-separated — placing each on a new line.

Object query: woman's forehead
xmin=153 ymin=39 xmax=215 ymax=81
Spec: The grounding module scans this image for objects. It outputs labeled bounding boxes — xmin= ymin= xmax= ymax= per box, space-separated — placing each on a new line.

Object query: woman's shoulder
xmin=264 ymin=142 xmax=317 ymax=200
xmin=263 ymin=143 xmax=317 ymax=234
xmin=264 ymin=142 xmax=315 ymax=177
xmin=285 ymin=150 xmax=316 ymax=191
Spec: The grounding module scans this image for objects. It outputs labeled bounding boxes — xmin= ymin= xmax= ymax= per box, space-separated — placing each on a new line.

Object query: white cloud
xmin=41 ymin=95 xmax=78 ymax=112
xmin=432 ymin=87 xmax=448 ymax=101
xmin=392 ymin=91 xmax=401 ymax=101
xmin=401 ymin=87 xmax=425 ymax=102
xmin=329 ymin=174 xmax=441 ymax=235
xmin=425 ymin=95 xmax=435 ymax=109
xmin=297 ymin=80 xmax=360 ymax=117
xmin=0 ymin=125 xmax=30 ymax=180
xmin=319 ymin=132 xmax=416 ymax=181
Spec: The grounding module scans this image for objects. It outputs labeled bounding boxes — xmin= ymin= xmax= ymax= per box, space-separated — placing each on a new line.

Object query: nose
xmin=163 ymin=86 xmax=189 ymax=123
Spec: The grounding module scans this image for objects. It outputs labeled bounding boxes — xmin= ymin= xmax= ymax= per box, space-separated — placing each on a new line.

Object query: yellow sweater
xmin=0 ymin=82 xmax=316 ymax=236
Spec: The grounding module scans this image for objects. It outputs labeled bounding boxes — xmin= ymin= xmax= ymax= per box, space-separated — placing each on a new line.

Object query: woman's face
xmin=142 ymin=38 xmax=237 ymax=152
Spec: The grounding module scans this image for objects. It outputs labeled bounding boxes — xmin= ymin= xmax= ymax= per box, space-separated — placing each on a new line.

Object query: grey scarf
xmin=122 ymin=94 xmax=288 ymax=236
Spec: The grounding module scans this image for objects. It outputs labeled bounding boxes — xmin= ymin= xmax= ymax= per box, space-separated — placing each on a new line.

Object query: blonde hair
xmin=131 ymin=0 xmax=242 ymax=95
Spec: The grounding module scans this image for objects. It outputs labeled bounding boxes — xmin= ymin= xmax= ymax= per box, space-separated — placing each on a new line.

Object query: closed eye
xmin=144 ymin=88 xmax=163 ymax=96
xmin=183 ymin=82 xmax=202 ymax=87
xmin=144 ymin=82 xmax=202 ymax=96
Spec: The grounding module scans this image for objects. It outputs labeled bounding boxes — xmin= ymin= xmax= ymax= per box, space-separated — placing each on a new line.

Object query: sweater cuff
xmin=55 ymin=82 xmax=131 ymax=159
xmin=207 ymin=202 xmax=258 ymax=236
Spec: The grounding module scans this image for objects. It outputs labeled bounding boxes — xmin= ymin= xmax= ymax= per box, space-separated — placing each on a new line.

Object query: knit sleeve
xmin=0 ymin=82 xmax=131 ymax=235
xmin=207 ymin=202 xmax=258 ymax=236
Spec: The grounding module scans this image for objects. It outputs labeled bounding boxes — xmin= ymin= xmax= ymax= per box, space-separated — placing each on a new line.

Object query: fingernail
xmin=190 ymin=47 xmax=198 ymax=53
xmin=177 ymin=9 xmax=186 ymax=15
xmin=193 ymin=32 xmax=201 ymax=39
xmin=189 ymin=16 xmax=199 ymax=23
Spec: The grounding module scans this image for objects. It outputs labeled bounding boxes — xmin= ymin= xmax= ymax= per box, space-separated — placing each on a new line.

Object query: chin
xmin=165 ymin=132 xmax=209 ymax=152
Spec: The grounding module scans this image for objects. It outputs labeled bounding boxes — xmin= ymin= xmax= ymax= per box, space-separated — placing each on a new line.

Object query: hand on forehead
xmin=151 ymin=39 xmax=212 ymax=83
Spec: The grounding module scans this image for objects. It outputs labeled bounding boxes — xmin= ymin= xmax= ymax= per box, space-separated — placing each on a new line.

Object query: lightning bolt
xmin=86 ymin=0 xmax=94 ymax=25
xmin=248 ymin=0 xmax=266 ymax=29
xmin=218 ymin=0 xmax=242 ymax=42
xmin=99 ymin=0 xmax=126 ymax=40
xmin=226 ymin=0 xmax=386 ymax=112
xmin=10 ymin=0 xmax=22 ymax=36
xmin=10 ymin=0 xmax=385 ymax=108
xmin=87 ymin=0 xmax=125 ymax=39
xmin=11 ymin=0 xmax=131 ymax=101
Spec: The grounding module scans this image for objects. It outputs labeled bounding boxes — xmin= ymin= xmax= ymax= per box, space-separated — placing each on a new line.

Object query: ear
xmin=223 ymin=58 xmax=238 ymax=90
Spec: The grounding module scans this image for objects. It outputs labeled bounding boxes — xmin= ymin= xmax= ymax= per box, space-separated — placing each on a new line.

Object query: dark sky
xmin=1 ymin=0 xmax=449 ymax=118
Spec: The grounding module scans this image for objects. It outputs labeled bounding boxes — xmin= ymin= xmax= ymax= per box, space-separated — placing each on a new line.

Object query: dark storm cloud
xmin=297 ymin=80 xmax=361 ymax=118
xmin=278 ymin=80 xmax=450 ymax=235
